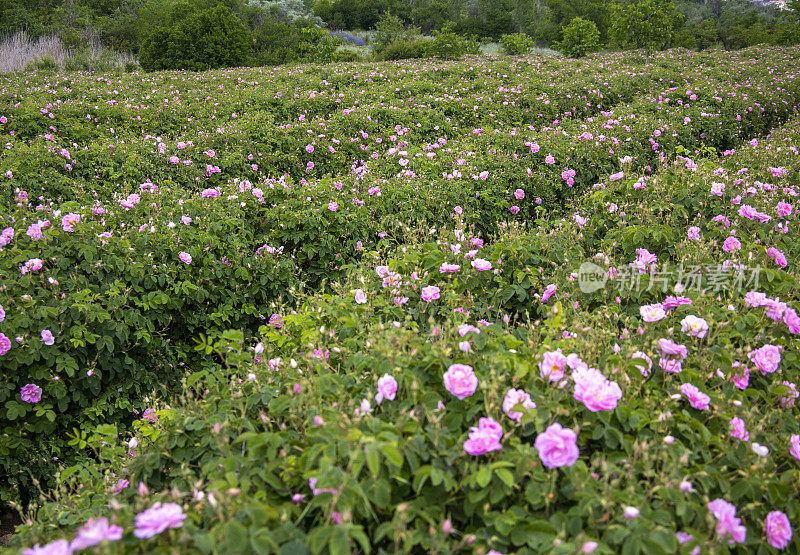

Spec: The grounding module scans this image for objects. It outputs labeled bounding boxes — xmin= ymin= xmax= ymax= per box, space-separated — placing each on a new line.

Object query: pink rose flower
xmin=722 ymin=236 xmax=741 ymax=253
xmin=630 ymin=351 xmax=653 ymax=376
xmin=0 ymin=332 xmax=11 ymax=355
xmin=375 ymin=374 xmax=397 ymax=404
xmin=729 ymin=417 xmax=749 ymax=441
xmin=443 ymin=364 xmax=477 ymax=400
xmin=630 ymin=248 xmax=657 ymax=273
xmin=178 ymin=251 xmax=192 ymax=264
xmin=776 ymin=201 xmax=793 ymax=217
xmin=142 ymin=408 xmax=157 ymax=423
xmin=421 ymin=286 xmax=440 ymax=302
xmin=541 ymin=284 xmax=557 ymax=303
xmin=354 ymin=289 xmax=367 ymax=304
xmin=134 ymin=502 xmax=186 ymax=538
xmin=640 ymin=303 xmax=666 ymax=322
xmin=534 ymin=423 xmax=579 ymax=468
xmin=784 ymin=308 xmax=800 ymax=334
xmin=767 ymin=247 xmax=788 ymax=268
xmin=539 ymin=350 xmax=568 ymax=382
xmin=463 ymin=417 xmax=503 ymax=455
xmin=502 ymin=388 xmax=536 ymax=422
xmin=20 ymin=384 xmax=42 ymax=403
xmin=663 ymin=296 xmax=692 ymax=310
xmin=748 ymin=344 xmax=782 ymax=374
xmin=573 ymin=367 xmax=623 ymax=412
xmin=780 ymin=381 xmax=798 ymax=408
xmin=471 ymin=258 xmax=492 ymax=271
xmin=680 ymin=315 xmax=709 ymax=338
xmin=790 ymin=434 xmax=800 ymax=462
xmin=61 ymin=212 xmax=80 ymax=232
xmin=707 ymin=499 xmax=746 ymax=544
xmin=22 ymin=540 xmax=72 ymax=555
xmin=765 ymin=511 xmax=792 ymax=550
xmin=70 ymin=517 xmax=124 ymax=551
xmin=680 ymin=383 xmax=710 ymax=410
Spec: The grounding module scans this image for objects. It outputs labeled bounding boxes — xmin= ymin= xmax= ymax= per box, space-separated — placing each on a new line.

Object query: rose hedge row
xmin=7 ymin=116 xmax=800 ymax=554
xmin=0 ymin=186 xmax=300 ymax=504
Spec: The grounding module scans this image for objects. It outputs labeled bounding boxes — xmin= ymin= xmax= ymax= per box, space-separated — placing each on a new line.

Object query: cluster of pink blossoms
xmin=658 ymin=338 xmax=688 ymax=373
xmin=502 ymin=388 xmax=536 ymax=422
xmin=707 ymin=499 xmax=746 ymax=544
xmin=744 ymin=291 xmax=799 ymax=334
xmin=23 ymin=503 xmax=185 ymax=554
xmin=463 ymin=417 xmax=503 ymax=456
xmin=572 ymin=367 xmax=623 ymax=412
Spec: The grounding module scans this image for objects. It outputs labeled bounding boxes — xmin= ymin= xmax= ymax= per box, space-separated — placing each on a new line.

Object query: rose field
xmin=1 ymin=46 xmax=800 ymax=554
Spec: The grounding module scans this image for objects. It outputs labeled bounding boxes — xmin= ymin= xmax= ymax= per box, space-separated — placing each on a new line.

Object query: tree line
xmin=1 ymin=0 xmax=798 ymax=70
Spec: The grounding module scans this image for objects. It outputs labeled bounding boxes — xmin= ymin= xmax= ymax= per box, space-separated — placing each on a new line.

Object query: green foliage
xmin=63 ymin=48 xmax=120 ymax=73
xmin=297 ymin=26 xmax=341 ymax=63
xmin=24 ymin=56 xmax=58 ymax=72
xmin=376 ymin=39 xmax=428 ymax=60
xmin=331 ymin=48 xmax=362 ymax=62
xmin=9 ymin=117 xmax=800 ymax=548
xmin=556 ymin=17 xmax=600 ymax=58
xmin=500 ymin=32 xmax=535 ymax=55
xmin=0 ymin=186 xmax=303 ymax=505
xmin=610 ymin=0 xmax=683 ymax=55
xmin=2 ymin=47 xmax=800 ymax=527
xmin=372 ymin=11 xmax=420 ymax=54
xmin=425 ymin=29 xmax=479 ymax=60
xmin=139 ymin=5 xmax=249 ymax=72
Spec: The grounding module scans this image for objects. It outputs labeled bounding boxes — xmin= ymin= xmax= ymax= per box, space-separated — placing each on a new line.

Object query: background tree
xmin=610 ymin=0 xmax=683 ymax=60
xmin=555 ymin=16 xmax=599 ymax=57
xmin=139 ymin=4 xmax=249 ymax=71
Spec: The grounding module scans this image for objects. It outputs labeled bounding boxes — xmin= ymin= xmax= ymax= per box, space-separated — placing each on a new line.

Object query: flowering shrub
xmin=2 ymin=47 xmax=800 ymax=553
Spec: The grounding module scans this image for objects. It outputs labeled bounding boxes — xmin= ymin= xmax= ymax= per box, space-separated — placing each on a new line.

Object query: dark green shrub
xmin=250 ymin=21 xmax=304 ymax=66
xmin=500 ymin=32 xmax=535 ymax=55
xmin=0 ymin=188 xmax=301 ymax=505
xmin=139 ymin=5 xmax=250 ymax=72
xmin=377 ymin=39 xmax=429 ymax=61
xmin=25 ymin=55 xmax=58 ymax=72
xmin=425 ymin=30 xmax=479 ymax=60
xmin=331 ymin=49 xmax=362 ymax=62
xmin=64 ymin=48 xmax=118 ymax=73
xmin=372 ymin=12 xmax=421 ymax=54
xmin=556 ymin=17 xmax=601 ymax=58
xmin=296 ymin=26 xmax=341 ymax=63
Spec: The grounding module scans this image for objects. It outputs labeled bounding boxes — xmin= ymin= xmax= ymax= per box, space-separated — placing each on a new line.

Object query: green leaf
xmin=495 ymin=468 xmax=515 ymax=488
xmin=380 ymin=444 xmax=403 ymax=467
xmin=366 ymin=444 xmax=380 ymax=478
xmin=328 ymin=526 xmax=349 ymax=555
xmin=224 ymin=520 xmax=248 ymax=552
xmin=251 ymin=530 xmax=279 ymax=554
xmin=476 ymin=465 xmax=492 ymax=488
